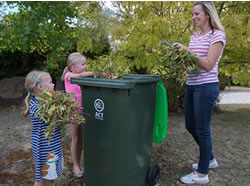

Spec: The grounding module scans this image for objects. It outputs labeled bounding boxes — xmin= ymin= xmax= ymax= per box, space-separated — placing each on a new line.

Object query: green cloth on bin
xmin=153 ymin=80 xmax=168 ymax=142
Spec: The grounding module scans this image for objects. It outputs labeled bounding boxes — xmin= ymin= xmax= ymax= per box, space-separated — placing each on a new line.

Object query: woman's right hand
xmin=172 ymin=42 xmax=190 ymax=52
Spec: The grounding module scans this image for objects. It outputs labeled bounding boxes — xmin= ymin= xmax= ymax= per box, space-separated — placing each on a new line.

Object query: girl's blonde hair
xmin=192 ymin=1 xmax=224 ymax=32
xmin=60 ymin=52 xmax=86 ymax=81
xmin=24 ymin=70 xmax=50 ymax=116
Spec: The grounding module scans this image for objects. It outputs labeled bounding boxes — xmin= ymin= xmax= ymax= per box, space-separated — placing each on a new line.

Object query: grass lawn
xmin=0 ymin=104 xmax=249 ymax=185
xmin=53 ymin=104 xmax=250 ymax=186
xmin=151 ymin=104 xmax=250 ymax=186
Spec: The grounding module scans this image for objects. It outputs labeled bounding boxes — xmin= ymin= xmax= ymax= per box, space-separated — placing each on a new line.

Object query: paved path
xmin=219 ymin=86 xmax=250 ymax=104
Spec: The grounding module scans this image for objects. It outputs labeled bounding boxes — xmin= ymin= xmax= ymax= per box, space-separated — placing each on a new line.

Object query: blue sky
xmin=0 ymin=2 xmax=19 ymax=20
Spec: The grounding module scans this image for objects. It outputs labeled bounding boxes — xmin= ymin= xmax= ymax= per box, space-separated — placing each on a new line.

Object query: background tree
xmin=218 ymin=1 xmax=250 ymax=86
xmin=0 ymin=1 xmax=110 ymax=80
xmin=98 ymin=1 xmax=249 ymax=110
xmin=95 ymin=1 xmax=195 ymax=110
xmin=0 ymin=2 xmax=78 ymax=79
xmin=109 ymin=1 xmax=193 ymax=73
xmin=108 ymin=1 xmax=249 ymax=83
xmin=75 ymin=1 xmax=111 ymax=57
xmin=0 ymin=1 xmax=249 ymax=110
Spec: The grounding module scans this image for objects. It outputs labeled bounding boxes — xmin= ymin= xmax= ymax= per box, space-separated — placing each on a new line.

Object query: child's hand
xmin=98 ymin=73 xmax=106 ymax=79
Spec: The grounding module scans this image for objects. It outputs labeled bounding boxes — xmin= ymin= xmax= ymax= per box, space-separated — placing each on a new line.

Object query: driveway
xmin=219 ymin=86 xmax=250 ymax=104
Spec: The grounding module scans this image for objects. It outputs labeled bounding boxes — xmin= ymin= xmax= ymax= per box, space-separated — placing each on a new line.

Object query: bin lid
xmin=71 ymin=75 xmax=160 ymax=89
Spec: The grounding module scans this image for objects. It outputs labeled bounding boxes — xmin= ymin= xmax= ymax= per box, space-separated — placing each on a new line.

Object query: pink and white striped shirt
xmin=187 ymin=29 xmax=226 ymax=85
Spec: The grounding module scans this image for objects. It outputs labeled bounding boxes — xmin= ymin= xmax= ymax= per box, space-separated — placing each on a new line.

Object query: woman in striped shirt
xmin=24 ymin=71 xmax=64 ymax=186
xmin=174 ymin=2 xmax=226 ymax=184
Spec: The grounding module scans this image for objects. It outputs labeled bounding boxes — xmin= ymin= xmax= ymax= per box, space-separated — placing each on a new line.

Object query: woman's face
xmin=192 ymin=4 xmax=210 ymax=29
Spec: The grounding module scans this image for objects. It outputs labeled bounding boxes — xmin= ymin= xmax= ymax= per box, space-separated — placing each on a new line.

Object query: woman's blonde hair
xmin=192 ymin=1 xmax=224 ymax=32
xmin=60 ymin=52 xmax=86 ymax=81
xmin=24 ymin=70 xmax=50 ymax=116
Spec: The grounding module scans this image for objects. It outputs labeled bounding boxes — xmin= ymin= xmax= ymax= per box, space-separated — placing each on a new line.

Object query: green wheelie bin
xmin=71 ymin=75 xmax=161 ymax=186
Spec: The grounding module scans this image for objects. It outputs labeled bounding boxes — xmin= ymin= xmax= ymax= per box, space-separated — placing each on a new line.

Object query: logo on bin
xmin=94 ymin=99 xmax=104 ymax=120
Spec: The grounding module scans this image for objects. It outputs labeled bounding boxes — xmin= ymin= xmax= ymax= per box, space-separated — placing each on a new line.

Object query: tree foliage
xmin=0 ymin=1 xmax=249 ymax=87
xmin=218 ymin=1 xmax=250 ymax=86
xmin=107 ymin=1 xmax=249 ymax=86
xmin=74 ymin=2 xmax=111 ymax=56
xmin=0 ymin=1 xmax=110 ymax=80
xmin=109 ymin=1 xmax=194 ymax=73
xmin=0 ymin=2 xmax=78 ymax=79
xmin=0 ymin=1 xmax=248 ymax=112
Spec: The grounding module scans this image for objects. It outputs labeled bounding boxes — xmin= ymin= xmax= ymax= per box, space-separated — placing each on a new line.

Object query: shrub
xmin=163 ymin=78 xmax=185 ymax=112
xmin=0 ymin=51 xmax=44 ymax=80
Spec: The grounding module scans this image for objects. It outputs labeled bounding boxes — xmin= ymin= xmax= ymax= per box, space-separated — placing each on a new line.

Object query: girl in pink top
xmin=173 ymin=2 xmax=226 ymax=184
xmin=61 ymin=52 xmax=94 ymax=177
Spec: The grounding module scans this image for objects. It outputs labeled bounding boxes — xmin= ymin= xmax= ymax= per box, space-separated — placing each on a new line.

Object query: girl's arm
xmin=67 ymin=72 xmax=94 ymax=81
xmin=173 ymin=42 xmax=223 ymax=72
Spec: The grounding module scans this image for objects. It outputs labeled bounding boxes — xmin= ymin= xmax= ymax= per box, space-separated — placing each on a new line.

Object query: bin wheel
xmin=147 ymin=164 xmax=160 ymax=186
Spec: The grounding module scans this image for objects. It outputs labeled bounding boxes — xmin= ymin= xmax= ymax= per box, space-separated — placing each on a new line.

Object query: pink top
xmin=64 ymin=72 xmax=82 ymax=112
xmin=187 ymin=29 xmax=226 ymax=85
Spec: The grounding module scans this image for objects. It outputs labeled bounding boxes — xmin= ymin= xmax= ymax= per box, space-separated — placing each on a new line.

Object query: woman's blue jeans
xmin=184 ymin=82 xmax=219 ymax=174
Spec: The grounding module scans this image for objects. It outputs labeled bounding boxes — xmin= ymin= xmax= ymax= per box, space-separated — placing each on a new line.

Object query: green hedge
xmin=0 ymin=51 xmax=45 ymax=80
